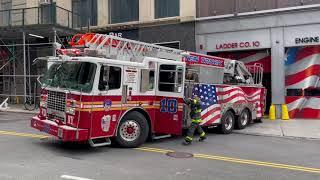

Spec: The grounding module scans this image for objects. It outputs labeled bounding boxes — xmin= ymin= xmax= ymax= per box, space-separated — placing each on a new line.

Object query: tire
xmin=235 ymin=108 xmax=251 ymax=130
xmin=219 ymin=111 xmax=235 ymax=134
xmin=115 ymin=111 xmax=149 ymax=148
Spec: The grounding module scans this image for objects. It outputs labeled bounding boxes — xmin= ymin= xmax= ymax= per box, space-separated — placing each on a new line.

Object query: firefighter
xmin=183 ymin=95 xmax=207 ymax=145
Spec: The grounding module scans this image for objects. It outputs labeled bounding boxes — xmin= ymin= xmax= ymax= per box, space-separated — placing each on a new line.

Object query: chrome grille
xmin=47 ymin=91 xmax=66 ymax=111
xmin=47 ymin=91 xmax=66 ymax=121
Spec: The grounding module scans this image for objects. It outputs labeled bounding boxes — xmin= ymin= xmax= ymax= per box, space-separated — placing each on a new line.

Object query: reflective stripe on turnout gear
xmin=200 ymin=132 xmax=206 ymax=137
xmin=192 ymin=119 xmax=202 ymax=123
xmin=185 ymin=136 xmax=193 ymax=141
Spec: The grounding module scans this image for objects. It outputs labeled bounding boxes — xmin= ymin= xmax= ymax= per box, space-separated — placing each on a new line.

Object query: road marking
xmin=61 ymin=175 xmax=94 ymax=180
xmin=0 ymin=130 xmax=49 ymax=139
xmin=135 ymin=147 xmax=174 ymax=154
xmin=136 ymin=147 xmax=320 ymax=174
xmin=1 ymin=130 xmax=319 ymax=174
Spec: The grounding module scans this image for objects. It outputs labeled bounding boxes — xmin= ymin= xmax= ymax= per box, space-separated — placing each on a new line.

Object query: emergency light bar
xmin=57 ymin=48 xmax=81 ymax=56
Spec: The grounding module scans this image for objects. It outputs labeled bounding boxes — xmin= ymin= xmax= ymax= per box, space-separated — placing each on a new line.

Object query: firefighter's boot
xmin=183 ymin=136 xmax=192 ymax=145
xmin=199 ymin=132 xmax=207 ymax=142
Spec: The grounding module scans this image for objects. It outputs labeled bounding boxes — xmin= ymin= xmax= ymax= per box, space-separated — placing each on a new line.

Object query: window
xmin=141 ymin=69 xmax=155 ymax=92
xmin=72 ymin=0 xmax=97 ymax=26
xmin=159 ymin=65 xmax=183 ymax=93
xmin=41 ymin=3 xmax=56 ymax=24
xmin=99 ymin=65 xmax=122 ymax=91
xmin=155 ymin=0 xmax=179 ymax=19
xmin=155 ymin=41 xmax=180 ymax=49
xmin=109 ymin=0 xmax=139 ymax=24
xmin=0 ymin=0 xmax=12 ymax=26
xmin=43 ymin=62 xmax=96 ymax=93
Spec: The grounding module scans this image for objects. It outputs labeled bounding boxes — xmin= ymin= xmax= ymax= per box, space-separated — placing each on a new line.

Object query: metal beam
xmin=53 ymin=29 xmax=57 ymax=57
xmin=23 ymin=32 xmax=26 ymax=102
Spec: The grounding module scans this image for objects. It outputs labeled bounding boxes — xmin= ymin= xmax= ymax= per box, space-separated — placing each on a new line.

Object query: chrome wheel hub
xmin=119 ymin=120 xmax=140 ymax=142
xmin=225 ymin=116 xmax=233 ymax=130
xmin=240 ymin=113 xmax=248 ymax=126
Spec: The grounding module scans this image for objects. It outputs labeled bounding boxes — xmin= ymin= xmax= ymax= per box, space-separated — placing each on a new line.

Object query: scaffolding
xmin=0 ymin=4 xmax=84 ymax=105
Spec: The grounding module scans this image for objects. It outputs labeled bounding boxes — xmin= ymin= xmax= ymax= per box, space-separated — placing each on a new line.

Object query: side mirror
xmin=37 ymin=76 xmax=42 ymax=86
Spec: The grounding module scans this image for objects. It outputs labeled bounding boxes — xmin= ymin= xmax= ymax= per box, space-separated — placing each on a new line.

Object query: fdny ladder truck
xmin=31 ymin=33 xmax=266 ymax=148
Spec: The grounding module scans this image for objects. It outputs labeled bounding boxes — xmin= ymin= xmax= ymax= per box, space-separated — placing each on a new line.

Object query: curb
xmin=0 ymin=109 xmax=37 ymax=114
xmin=233 ymin=131 xmax=320 ymax=141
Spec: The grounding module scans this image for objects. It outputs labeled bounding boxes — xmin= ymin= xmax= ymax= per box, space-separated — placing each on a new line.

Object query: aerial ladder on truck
xmin=62 ymin=33 xmax=184 ymax=62
xmin=61 ymin=33 xmax=263 ymax=85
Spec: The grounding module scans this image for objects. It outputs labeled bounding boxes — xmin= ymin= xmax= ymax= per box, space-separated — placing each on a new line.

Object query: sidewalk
xmin=0 ymin=104 xmax=38 ymax=114
xmin=234 ymin=119 xmax=320 ymax=140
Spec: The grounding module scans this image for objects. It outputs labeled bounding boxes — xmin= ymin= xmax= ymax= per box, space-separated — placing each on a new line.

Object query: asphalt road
xmin=0 ymin=112 xmax=320 ymax=180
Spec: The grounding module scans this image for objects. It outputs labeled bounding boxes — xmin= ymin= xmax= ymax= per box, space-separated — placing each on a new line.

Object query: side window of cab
xmin=99 ymin=65 xmax=122 ymax=91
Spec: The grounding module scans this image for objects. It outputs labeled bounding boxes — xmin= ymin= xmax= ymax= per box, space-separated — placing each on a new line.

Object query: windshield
xmin=43 ymin=61 xmax=97 ymax=92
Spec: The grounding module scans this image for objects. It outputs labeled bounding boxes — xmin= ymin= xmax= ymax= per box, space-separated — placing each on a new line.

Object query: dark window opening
xmin=99 ymin=66 xmax=122 ymax=91
xmin=149 ymin=70 xmax=155 ymax=90
xmin=159 ymin=64 xmax=183 ymax=93
xmin=155 ymin=41 xmax=180 ymax=49
xmin=0 ymin=0 xmax=12 ymax=25
xmin=155 ymin=0 xmax=179 ymax=19
xmin=72 ymin=0 xmax=97 ymax=26
xmin=109 ymin=0 xmax=139 ymax=24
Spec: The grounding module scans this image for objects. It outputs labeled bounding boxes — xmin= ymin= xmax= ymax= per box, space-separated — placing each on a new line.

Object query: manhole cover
xmin=166 ymin=151 xmax=193 ymax=158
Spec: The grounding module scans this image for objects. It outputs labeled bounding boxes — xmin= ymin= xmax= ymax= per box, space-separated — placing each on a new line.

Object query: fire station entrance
xmin=285 ymin=45 xmax=320 ymax=119
xmin=208 ymin=49 xmax=272 ymax=114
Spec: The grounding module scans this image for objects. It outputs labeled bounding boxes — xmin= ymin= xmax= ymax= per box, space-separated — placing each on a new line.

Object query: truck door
xmin=155 ymin=63 xmax=185 ymax=135
xmin=91 ymin=64 xmax=123 ymax=138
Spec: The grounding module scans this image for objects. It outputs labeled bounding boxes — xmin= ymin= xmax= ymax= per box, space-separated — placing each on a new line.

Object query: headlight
xmin=66 ymin=106 xmax=75 ymax=115
xmin=40 ymin=100 xmax=47 ymax=108
xmin=69 ymin=100 xmax=77 ymax=108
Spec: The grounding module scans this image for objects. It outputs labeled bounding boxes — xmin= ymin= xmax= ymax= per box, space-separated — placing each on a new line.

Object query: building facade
xmin=196 ymin=0 xmax=320 ymax=119
xmin=90 ymin=0 xmax=196 ymax=51
xmin=1 ymin=0 xmax=320 ymax=119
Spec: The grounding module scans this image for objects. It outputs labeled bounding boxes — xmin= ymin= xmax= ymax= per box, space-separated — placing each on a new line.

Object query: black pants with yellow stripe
xmin=185 ymin=122 xmax=206 ymax=142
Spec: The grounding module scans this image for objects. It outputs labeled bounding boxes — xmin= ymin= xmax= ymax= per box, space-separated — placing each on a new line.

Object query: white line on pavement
xmin=61 ymin=175 xmax=94 ymax=180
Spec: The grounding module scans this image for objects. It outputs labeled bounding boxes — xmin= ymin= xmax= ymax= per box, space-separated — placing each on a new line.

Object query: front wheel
xmin=115 ymin=112 xmax=149 ymax=148
xmin=219 ymin=111 xmax=235 ymax=134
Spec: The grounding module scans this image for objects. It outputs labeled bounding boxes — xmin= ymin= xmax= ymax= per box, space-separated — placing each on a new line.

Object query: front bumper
xmin=31 ymin=116 xmax=89 ymax=142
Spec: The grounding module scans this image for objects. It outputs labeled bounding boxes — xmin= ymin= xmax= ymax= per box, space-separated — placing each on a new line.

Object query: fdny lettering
xmin=201 ymin=57 xmax=224 ymax=67
xmin=185 ymin=55 xmax=199 ymax=63
xmin=184 ymin=54 xmax=224 ymax=67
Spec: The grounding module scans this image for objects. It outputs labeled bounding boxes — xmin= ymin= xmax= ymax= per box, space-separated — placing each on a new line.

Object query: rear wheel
xmin=219 ymin=111 xmax=235 ymax=134
xmin=115 ymin=111 xmax=149 ymax=148
xmin=235 ymin=108 xmax=251 ymax=129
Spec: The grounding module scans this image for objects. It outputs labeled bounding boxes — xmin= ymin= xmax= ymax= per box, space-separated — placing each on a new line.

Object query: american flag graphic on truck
xmin=192 ymin=84 xmax=263 ymax=126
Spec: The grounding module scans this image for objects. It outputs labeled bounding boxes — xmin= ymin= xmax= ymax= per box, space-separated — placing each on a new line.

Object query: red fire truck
xmin=31 ymin=33 xmax=266 ymax=147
